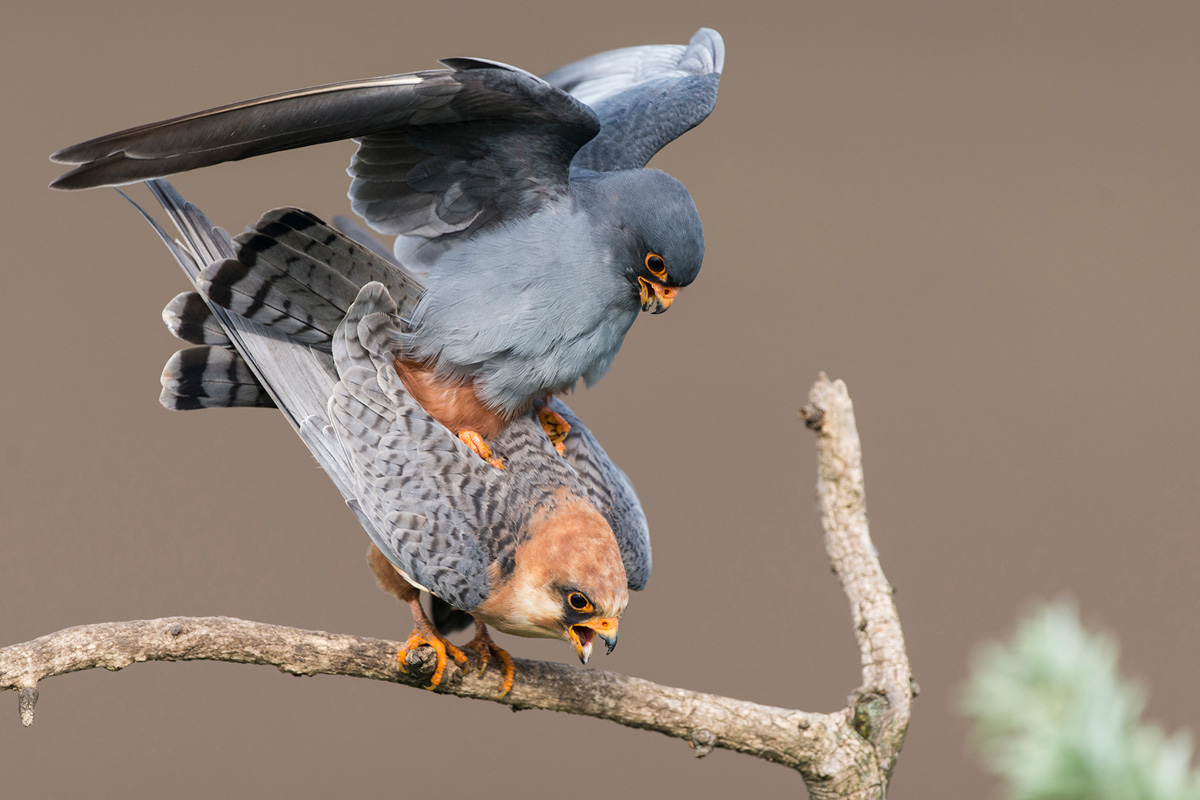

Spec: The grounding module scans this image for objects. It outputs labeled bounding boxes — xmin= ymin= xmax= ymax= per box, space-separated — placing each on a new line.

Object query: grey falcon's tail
xmin=129 ymin=180 xmax=358 ymax=501
xmin=160 ymin=344 xmax=276 ymax=410
xmin=155 ymin=201 xmax=423 ymax=411
xmin=201 ymin=206 xmax=422 ymax=347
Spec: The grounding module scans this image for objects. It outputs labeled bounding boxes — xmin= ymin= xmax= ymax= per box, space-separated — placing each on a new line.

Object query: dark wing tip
xmin=48 ymin=146 xmax=75 ymax=165
xmin=49 ymin=152 xmax=131 ymax=191
xmin=49 ymin=172 xmax=88 ymax=191
xmin=438 ymin=56 xmax=544 ymax=83
xmin=49 ymin=130 xmax=130 ymax=167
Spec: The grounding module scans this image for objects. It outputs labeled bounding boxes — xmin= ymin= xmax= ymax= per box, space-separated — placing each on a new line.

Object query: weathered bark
xmin=798 ymin=374 xmax=915 ymax=797
xmin=1 ymin=374 xmax=912 ymax=796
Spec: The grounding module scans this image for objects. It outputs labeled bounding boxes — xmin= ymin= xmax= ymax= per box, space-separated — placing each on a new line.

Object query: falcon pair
xmin=53 ymin=29 xmax=724 ymax=697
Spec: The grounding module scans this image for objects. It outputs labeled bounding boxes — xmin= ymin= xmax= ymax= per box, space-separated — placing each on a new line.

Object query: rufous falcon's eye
xmin=567 ymin=592 xmax=593 ymax=612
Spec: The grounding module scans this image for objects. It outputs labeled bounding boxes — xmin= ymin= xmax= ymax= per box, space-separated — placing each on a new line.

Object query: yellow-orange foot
xmin=458 ymin=429 xmax=504 ymax=469
xmin=536 ymin=408 xmax=571 ymax=456
xmin=397 ymin=615 xmax=469 ymax=691
xmin=463 ymin=621 xmax=516 ymax=698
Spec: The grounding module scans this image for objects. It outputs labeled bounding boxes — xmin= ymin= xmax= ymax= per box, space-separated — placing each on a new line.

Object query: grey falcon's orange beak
xmin=637 ymin=276 xmax=679 ymax=314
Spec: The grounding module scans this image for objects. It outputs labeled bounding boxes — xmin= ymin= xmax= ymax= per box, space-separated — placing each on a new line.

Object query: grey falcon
xmin=134 ymin=178 xmax=652 ymax=696
xmin=51 ymin=29 xmax=724 ymax=463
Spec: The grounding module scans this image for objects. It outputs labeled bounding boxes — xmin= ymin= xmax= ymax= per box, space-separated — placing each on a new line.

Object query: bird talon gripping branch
xmin=536 ymin=408 xmax=571 ymax=456
xmin=462 ymin=622 xmax=516 ymax=698
xmin=458 ymin=429 xmax=505 ymax=469
xmin=397 ymin=627 xmax=469 ymax=691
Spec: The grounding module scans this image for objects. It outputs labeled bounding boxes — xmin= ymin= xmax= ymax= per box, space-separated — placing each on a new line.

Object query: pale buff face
xmin=473 ymin=496 xmax=628 ymax=646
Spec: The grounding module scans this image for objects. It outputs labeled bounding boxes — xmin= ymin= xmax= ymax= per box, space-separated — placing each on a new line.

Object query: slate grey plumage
xmin=53 ymin=30 xmax=724 ymax=419
xmin=544 ymin=27 xmax=724 ymax=172
xmin=138 ymin=179 xmax=651 ymax=617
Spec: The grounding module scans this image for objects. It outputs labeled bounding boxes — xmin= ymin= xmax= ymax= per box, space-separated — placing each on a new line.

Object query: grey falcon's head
xmin=581 ymin=168 xmax=705 ymax=315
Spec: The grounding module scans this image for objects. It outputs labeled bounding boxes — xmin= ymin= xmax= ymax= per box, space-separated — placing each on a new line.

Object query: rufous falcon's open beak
xmin=638 ymin=276 xmax=678 ymax=314
xmin=568 ymin=617 xmax=620 ymax=664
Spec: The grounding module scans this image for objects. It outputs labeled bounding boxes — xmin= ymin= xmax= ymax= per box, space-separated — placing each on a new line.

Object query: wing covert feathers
xmin=327 ymin=282 xmax=495 ymax=611
xmin=546 ymin=399 xmax=651 ymax=590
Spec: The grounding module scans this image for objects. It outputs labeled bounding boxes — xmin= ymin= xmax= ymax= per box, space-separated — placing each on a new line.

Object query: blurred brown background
xmin=3 ymin=2 xmax=1197 ymax=797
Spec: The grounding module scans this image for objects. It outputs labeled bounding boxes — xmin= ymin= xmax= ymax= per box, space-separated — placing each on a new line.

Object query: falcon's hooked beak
xmin=568 ymin=618 xmax=619 ymax=664
xmin=638 ymin=276 xmax=678 ymax=314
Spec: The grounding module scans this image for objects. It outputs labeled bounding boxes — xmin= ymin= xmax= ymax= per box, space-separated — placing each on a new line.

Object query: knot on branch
xmin=798 ymin=403 xmax=825 ymax=431
xmin=688 ymin=727 xmax=716 ymax=758
xmin=851 ymin=692 xmax=888 ymax=742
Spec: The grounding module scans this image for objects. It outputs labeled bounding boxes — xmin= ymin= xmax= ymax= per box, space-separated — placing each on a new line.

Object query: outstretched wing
xmin=53 ymin=64 xmax=600 ymax=246
xmin=545 ymin=27 xmax=724 ymax=172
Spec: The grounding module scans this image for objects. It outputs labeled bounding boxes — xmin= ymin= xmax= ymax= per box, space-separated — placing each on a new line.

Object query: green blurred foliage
xmin=962 ymin=602 xmax=1200 ymax=800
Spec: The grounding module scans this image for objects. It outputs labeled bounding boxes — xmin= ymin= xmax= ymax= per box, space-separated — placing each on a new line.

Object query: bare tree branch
xmin=799 ymin=373 xmax=916 ymax=797
xmin=1 ymin=374 xmax=912 ymax=796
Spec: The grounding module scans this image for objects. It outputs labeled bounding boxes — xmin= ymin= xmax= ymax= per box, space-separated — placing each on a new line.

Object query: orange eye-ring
xmin=645 ymin=253 xmax=667 ymax=280
xmin=567 ymin=592 xmax=593 ymax=613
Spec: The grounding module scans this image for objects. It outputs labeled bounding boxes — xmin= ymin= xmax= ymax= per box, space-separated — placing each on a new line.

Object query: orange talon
xmin=458 ymin=429 xmax=504 ymax=469
xmin=397 ymin=599 xmax=468 ymax=691
xmin=462 ymin=621 xmax=516 ymax=698
xmin=536 ymin=407 xmax=571 ymax=456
